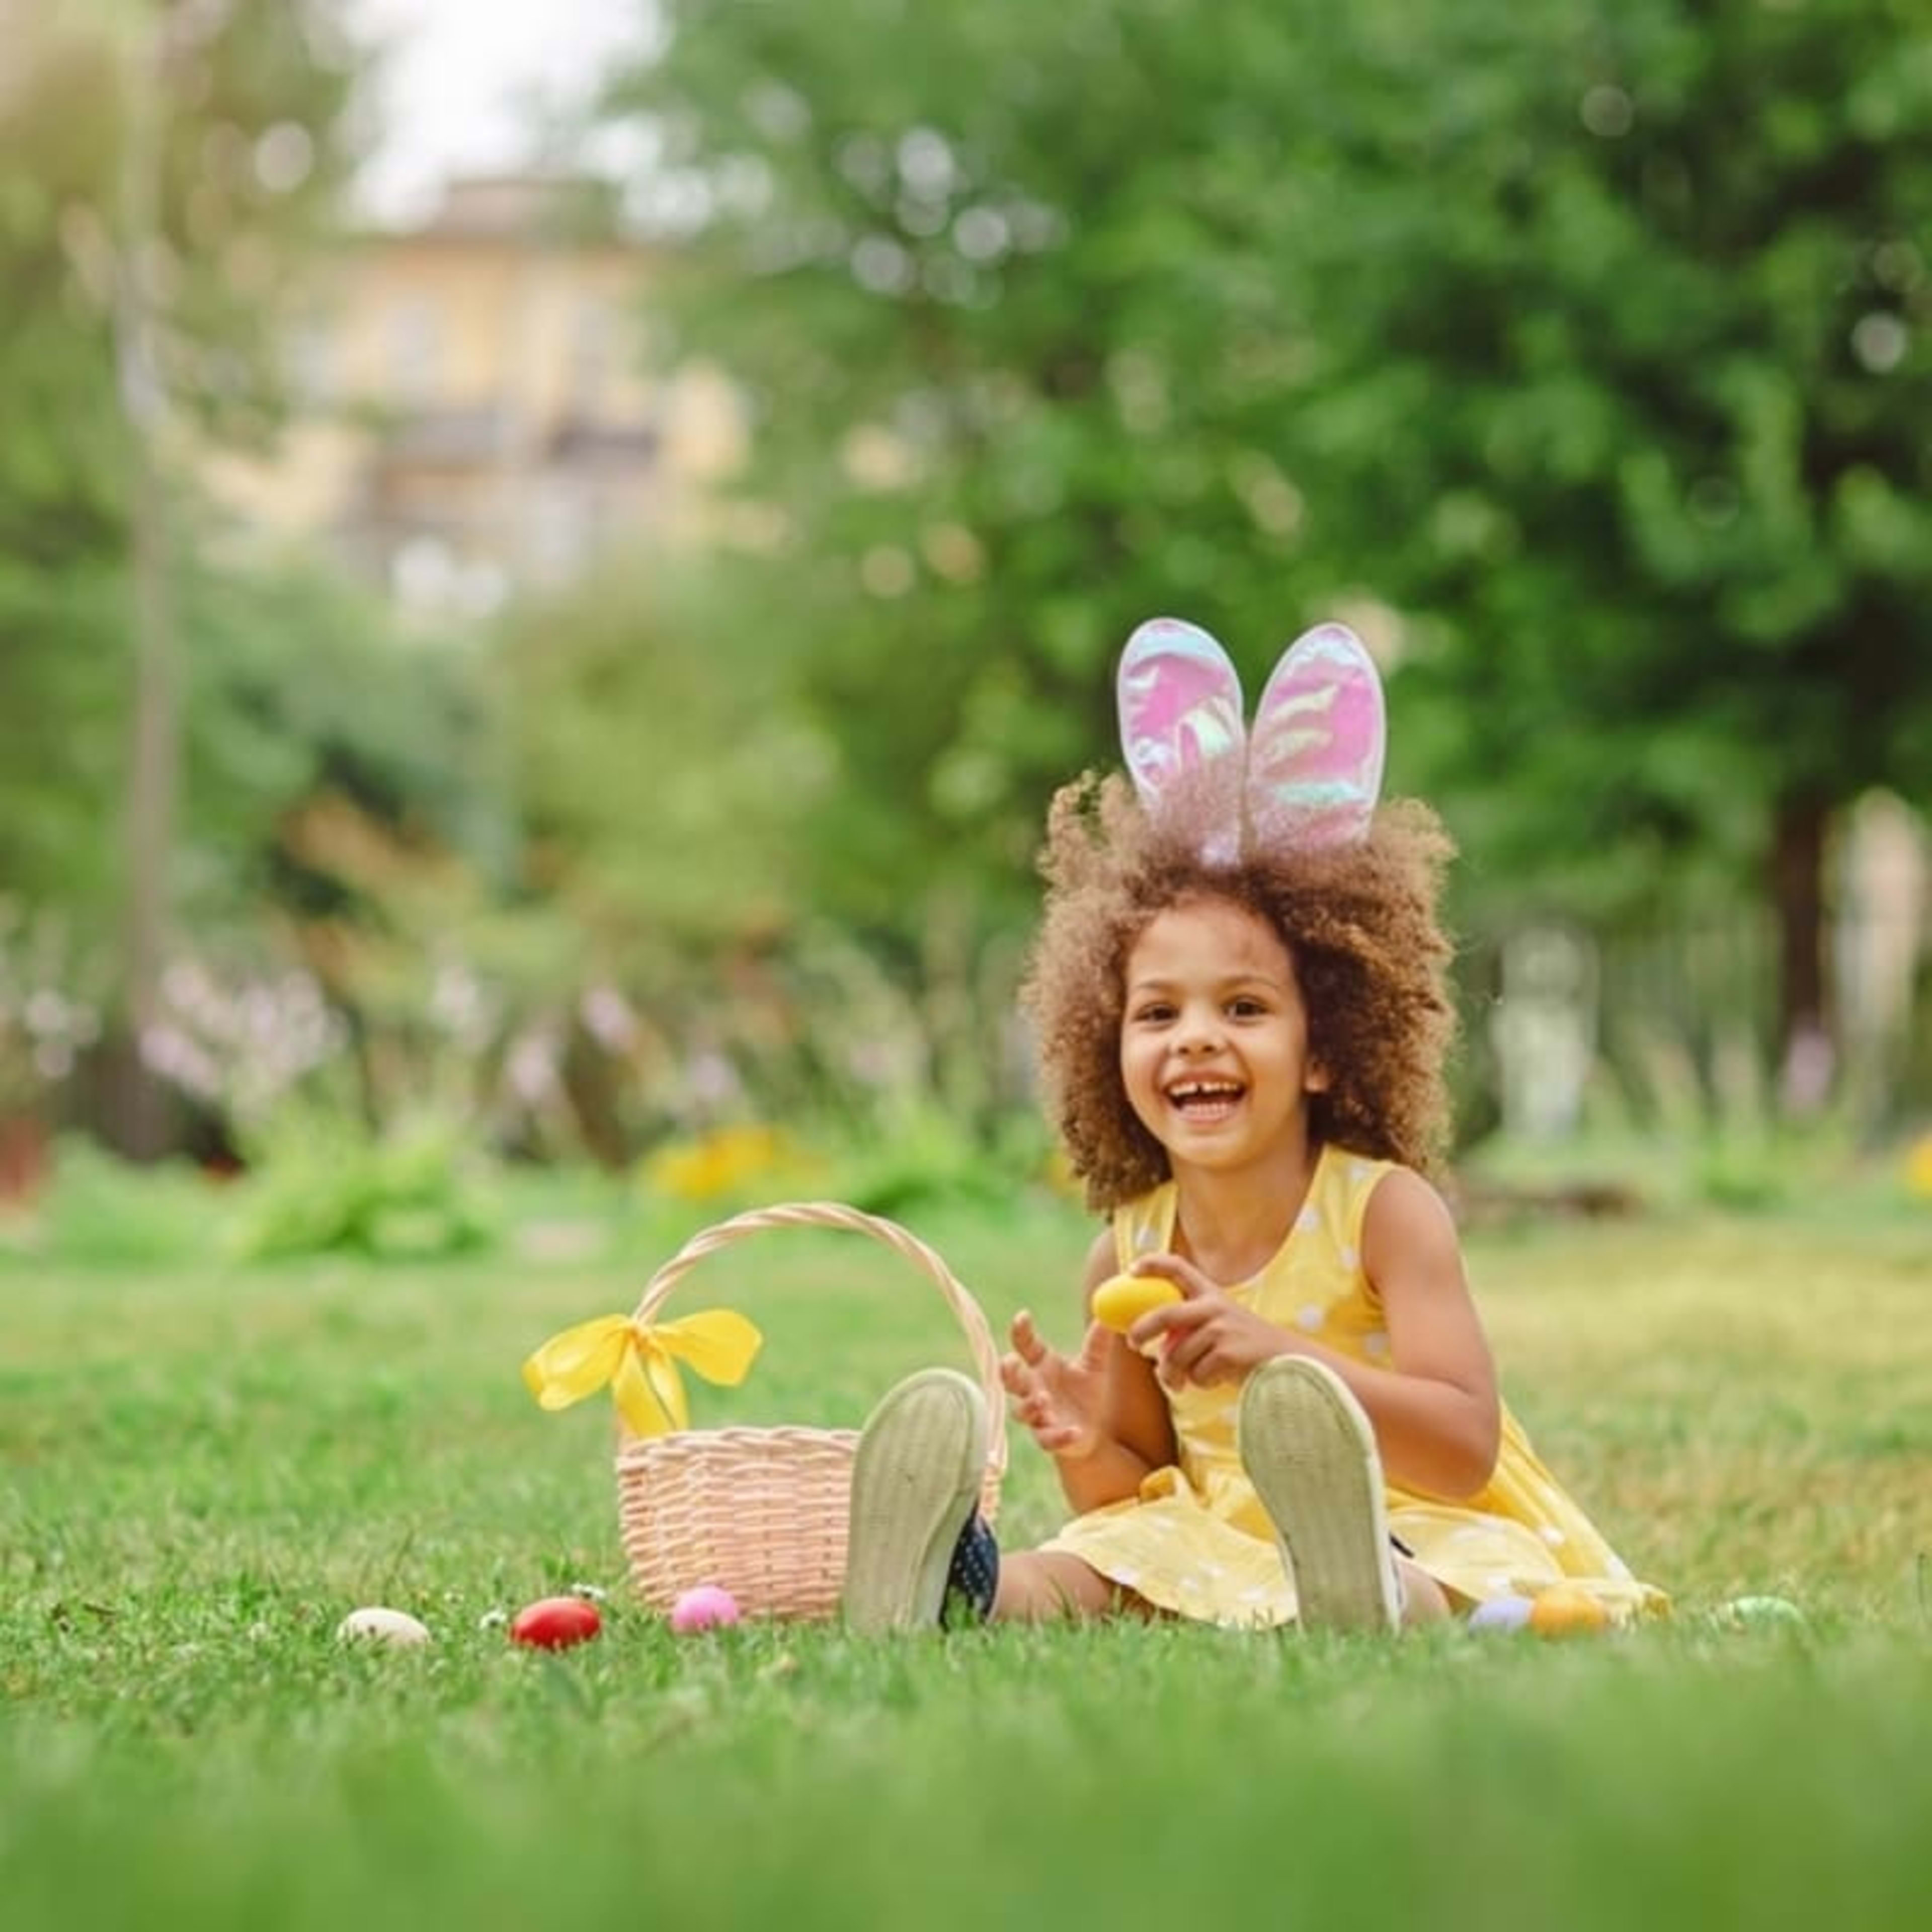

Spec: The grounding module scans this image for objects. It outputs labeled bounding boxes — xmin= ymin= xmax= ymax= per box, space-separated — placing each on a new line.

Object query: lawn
xmin=3 ymin=1176 xmax=1929 ymax=1929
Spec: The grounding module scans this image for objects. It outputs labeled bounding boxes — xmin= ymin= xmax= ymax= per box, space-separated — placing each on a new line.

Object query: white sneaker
xmin=1238 ymin=1356 xmax=1402 ymax=1633
xmin=841 ymin=1369 xmax=988 ymax=1633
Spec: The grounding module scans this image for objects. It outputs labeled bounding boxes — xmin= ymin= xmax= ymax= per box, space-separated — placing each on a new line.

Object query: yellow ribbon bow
xmin=521 ymin=1308 xmax=763 ymax=1437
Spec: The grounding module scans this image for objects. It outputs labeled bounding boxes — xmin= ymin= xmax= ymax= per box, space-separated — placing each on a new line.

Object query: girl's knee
xmin=1396 ymin=1557 xmax=1452 ymax=1628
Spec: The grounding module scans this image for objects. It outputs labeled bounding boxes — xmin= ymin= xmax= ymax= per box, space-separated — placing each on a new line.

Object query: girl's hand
xmin=1125 ymin=1254 xmax=1292 ymax=1391
xmin=1000 ymin=1310 xmax=1113 ymax=1461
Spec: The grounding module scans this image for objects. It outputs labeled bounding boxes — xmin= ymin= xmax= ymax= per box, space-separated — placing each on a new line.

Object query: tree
xmin=0 ymin=14 xmax=135 ymax=917
xmin=602 ymin=3 xmax=1363 ymax=939
xmin=604 ymin=0 xmax=1932 ymax=1103
xmin=3 ymin=1 xmax=361 ymax=1153
xmin=1255 ymin=0 xmax=1932 ymax=1098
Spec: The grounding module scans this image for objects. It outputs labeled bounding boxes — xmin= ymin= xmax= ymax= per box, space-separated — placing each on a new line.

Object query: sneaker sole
xmin=842 ymin=1370 xmax=987 ymax=1633
xmin=1238 ymin=1356 xmax=1400 ymax=1633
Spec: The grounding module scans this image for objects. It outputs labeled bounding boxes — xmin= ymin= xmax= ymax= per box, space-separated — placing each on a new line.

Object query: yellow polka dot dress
xmin=1039 ymin=1145 xmax=1667 ymax=1627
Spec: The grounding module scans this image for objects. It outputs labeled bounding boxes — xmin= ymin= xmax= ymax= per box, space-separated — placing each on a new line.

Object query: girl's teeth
xmin=1173 ymin=1086 xmax=1240 ymax=1112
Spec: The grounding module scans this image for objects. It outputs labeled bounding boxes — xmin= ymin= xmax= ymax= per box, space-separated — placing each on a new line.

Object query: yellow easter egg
xmin=1527 ymin=1583 xmax=1612 ymax=1639
xmin=1091 ymin=1273 xmax=1183 ymax=1333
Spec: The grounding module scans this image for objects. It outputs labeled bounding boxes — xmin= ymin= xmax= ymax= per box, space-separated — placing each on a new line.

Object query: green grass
xmin=4 ymin=1181 xmax=1930 ymax=1929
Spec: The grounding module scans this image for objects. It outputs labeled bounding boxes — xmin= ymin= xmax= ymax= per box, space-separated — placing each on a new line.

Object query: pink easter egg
xmin=670 ymin=1584 xmax=741 ymax=1633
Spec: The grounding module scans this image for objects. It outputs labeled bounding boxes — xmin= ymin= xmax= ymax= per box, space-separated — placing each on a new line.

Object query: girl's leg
xmin=1395 ymin=1556 xmax=1451 ymax=1628
xmin=1000 ymin=1547 xmax=1441 ymax=1627
xmin=993 ymin=1549 xmax=1126 ymax=1622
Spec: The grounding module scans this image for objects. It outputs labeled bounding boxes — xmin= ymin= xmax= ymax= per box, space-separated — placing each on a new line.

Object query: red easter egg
xmin=510 ymin=1594 xmax=603 ymax=1649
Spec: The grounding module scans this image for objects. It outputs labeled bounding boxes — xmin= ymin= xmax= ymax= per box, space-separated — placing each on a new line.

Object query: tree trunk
xmin=1770 ymin=791 xmax=1834 ymax=1115
xmin=107 ymin=15 xmax=180 ymax=1163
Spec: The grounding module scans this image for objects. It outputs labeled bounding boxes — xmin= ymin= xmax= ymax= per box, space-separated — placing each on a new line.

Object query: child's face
xmin=1118 ymin=895 xmax=1327 ymax=1176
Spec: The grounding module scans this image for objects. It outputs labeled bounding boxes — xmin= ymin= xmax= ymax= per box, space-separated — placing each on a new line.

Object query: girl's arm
xmin=1003 ymin=1229 xmax=1177 ymax=1514
xmin=1346 ymin=1166 xmax=1501 ymax=1497
xmin=1066 ymin=1229 xmax=1176 ymax=1511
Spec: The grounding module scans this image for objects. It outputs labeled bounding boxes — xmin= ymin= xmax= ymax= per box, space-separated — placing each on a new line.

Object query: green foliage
xmin=0 ymin=22 xmax=136 ymax=917
xmin=1 ymin=1136 xmax=223 ymax=1267
xmin=814 ymin=1104 xmax=1056 ymax=1219
xmin=1261 ymin=2 xmax=1932 ymax=922
xmin=501 ymin=556 xmax=828 ymax=958
xmin=604 ymin=3 xmax=1345 ymax=932
xmin=603 ymin=0 xmax=1932 ymax=1072
xmin=492 ymin=549 xmax=1049 ymax=1136
xmin=223 ymin=1112 xmax=503 ymax=1262
xmin=188 ymin=561 xmax=498 ymax=889
xmin=0 ymin=5 xmax=369 ymax=944
xmin=10 ymin=0 xmax=1929 ymax=1157
xmin=1 ymin=548 xmax=513 ymax=1148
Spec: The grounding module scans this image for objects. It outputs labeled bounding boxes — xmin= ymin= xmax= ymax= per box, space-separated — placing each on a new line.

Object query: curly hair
xmin=1018 ymin=772 xmax=1459 ymax=1211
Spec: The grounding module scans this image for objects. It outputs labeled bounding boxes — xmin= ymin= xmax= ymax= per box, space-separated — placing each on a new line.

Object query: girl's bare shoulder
xmin=1362 ymin=1163 xmax=1463 ymax=1261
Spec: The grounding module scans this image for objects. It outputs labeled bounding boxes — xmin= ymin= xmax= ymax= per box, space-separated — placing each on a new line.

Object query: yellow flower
xmin=641 ymin=1124 xmax=803 ymax=1203
xmin=1904 ymin=1133 xmax=1932 ymax=1200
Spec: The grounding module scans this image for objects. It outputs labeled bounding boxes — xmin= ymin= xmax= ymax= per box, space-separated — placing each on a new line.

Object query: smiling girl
xmin=840 ymin=620 xmax=1664 ymax=1634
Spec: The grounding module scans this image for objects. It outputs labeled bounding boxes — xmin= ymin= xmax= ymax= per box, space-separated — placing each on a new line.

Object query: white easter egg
xmin=337 ymin=1605 xmax=432 ymax=1646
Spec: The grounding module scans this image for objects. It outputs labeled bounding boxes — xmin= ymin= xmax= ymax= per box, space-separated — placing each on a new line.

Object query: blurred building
xmin=205 ymin=174 xmax=743 ymax=616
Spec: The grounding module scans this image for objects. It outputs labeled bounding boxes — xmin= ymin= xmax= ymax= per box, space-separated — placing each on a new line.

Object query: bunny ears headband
xmin=1115 ymin=617 xmax=1387 ymax=865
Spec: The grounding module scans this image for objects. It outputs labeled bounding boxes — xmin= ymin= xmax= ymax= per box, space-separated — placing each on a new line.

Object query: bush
xmin=223 ymin=1112 xmax=502 ymax=1262
xmin=0 ymin=1136 xmax=226 ymax=1266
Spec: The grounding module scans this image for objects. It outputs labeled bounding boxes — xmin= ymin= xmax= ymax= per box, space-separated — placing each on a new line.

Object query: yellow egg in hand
xmin=1091 ymin=1273 xmax=1184 ymax=1333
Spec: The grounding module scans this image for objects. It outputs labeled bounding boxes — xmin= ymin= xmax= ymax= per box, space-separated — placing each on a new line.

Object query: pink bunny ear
xmin=1245 ymin=623 xmax=1386 ymax=849
xmin=1116 ymin=617 xmax=1246 ymax=863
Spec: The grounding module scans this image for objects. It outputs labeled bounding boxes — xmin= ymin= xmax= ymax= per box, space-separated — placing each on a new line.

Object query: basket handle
xmin=632 ymin=1200 xmax=1008 ymax=1493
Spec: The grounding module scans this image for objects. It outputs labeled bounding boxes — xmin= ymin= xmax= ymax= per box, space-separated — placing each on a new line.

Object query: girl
xmin=840 ymin=619 xmax=1665 ymax=1634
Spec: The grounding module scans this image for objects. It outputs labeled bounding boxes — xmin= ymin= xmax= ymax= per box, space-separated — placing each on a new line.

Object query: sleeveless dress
xmin=1039 ymin=1144 xmax=1667 ymax=1627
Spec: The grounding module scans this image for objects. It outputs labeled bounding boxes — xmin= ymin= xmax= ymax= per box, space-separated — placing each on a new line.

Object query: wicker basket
xmin=616 ymin=1200 xmax=1007 ymax=1621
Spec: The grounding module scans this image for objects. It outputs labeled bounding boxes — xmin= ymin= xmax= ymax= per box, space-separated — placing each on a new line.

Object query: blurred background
xmin=3 ymin=0 xmax=1929 ymax=1258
